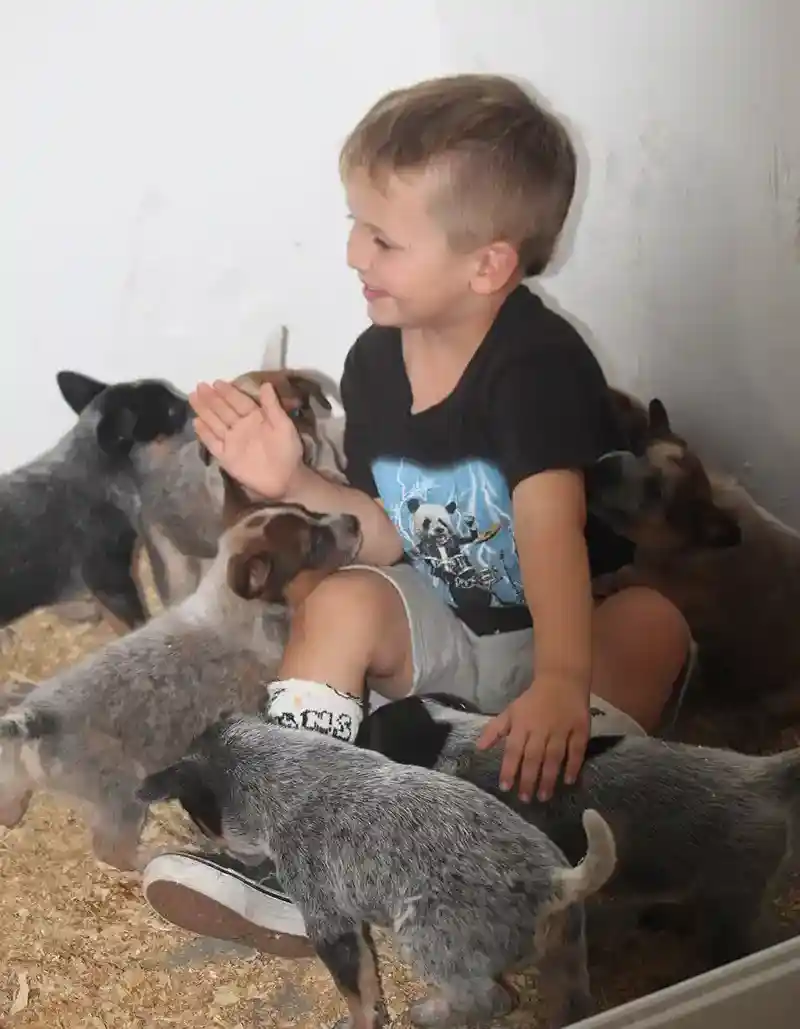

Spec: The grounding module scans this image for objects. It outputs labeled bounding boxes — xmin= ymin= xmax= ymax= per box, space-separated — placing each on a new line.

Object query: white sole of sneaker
xmin=142 ymin=853 xmax=313 ymax=957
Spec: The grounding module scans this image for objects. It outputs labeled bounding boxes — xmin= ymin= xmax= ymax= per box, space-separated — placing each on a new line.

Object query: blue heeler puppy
xmin=139 ymin=717 xmax=617 ymax=1029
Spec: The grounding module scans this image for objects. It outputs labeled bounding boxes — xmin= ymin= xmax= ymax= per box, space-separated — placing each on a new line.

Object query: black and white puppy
xmin=0 ymin=371 xmax=191 ymax=634
xmin=356 ymin=694 xmax=799 ymax=968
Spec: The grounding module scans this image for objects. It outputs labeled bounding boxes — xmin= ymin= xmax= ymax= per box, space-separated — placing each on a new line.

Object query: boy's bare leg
xmin=278 ymin=568 xmax=415 ymax=702
xmin=591 ymin=586 xmax=691 ymax=732
xmin=141 ymin=570 xmax=414 ymax=955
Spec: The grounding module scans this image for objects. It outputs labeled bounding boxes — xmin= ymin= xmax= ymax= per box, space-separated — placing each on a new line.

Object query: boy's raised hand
xmin=189 ymin=380 xmax=304 ymax=499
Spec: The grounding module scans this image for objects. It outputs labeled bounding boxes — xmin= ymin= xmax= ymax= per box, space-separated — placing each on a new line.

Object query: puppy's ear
xmin=289 ymin=374 xmax=332 ymax=413
xmin=356 ymin=697 xmax=452 ymax=768
xmin=136 ymin=760 xmax=190 ymax=804
xmin=96 ymin=406 xmax=140 ymax=456
xmin=137 ymin=758 xmax=223 ymax=838
xmin=57 ymin=371 xmax=108 ymax=414
xmin=696 ymin=504 xmax=742 ymax=549
xmin=648 ymin=398 xmax=672 ymax=437
xmin=261 ymin=324 xmax=289 ymax=372
xmin=227 ymin=548 xmax=274 ymax=601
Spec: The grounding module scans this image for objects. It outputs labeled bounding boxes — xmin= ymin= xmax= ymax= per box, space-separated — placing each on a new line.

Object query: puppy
xmin=142 ymin=366 xmax=345 ymax=608
xmin=140 ymin=717 xmax=616 ymax=1028
xmin=0 ymin=475 xmax=361 ymax=871
xmin=0 ymin=371 xmax=192 ymax=634
xmin=586 ymin=398 xmax=800 ymax=726
xmin=56 ymin=366 xmax=344 ymax=612
xmin=197 ymin=368 xmax=346 ymax=483
xmin=356 ymin=694 xmax=799 ymax=968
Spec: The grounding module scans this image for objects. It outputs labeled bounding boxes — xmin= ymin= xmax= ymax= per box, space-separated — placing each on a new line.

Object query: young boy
xmin=142 ymin=74 xmax=691 ymax=952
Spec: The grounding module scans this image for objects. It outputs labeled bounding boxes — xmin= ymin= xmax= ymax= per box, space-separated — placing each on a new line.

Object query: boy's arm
xmin=515 ymin=469 xmax=592 ymax=690
xmin=476 ymin=318 xmax=621 ymax=800
xmin=505 ymin=470 xmax=593 ymax=798
xmin=284 ymin=466 xmax=403 ymax=567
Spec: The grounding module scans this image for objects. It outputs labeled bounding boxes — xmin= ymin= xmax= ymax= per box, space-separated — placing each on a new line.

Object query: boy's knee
xmin=635 ymin=587 xmax=690 ymax=655
xmin=601 ymin=585 xmax=690 ymax=665
xmin=297 ymin=568 xmax=403 ymax=634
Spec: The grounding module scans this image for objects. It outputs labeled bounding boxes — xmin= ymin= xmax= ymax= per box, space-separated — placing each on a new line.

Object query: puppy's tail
xmin=553 ymin=809 xmax=617 ymax=907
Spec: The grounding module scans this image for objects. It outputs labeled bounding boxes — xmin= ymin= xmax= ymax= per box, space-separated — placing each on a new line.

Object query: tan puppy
xmin=587 ymin=397 xmax=800 ymax=735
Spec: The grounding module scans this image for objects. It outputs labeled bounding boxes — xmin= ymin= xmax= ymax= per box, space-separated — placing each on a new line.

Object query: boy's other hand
xmin=189 ymin=380 xmax=304 ymax=500
xmin=476 ymin=676 xmax=590 ymax=803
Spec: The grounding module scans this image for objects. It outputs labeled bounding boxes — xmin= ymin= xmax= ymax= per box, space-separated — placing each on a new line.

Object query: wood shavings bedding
xmin=0 ymin=590 xmax=798 ymax=1028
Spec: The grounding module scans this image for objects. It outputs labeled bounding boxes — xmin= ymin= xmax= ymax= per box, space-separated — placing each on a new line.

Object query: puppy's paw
xmin=0 ymin=789 xmax=32 ymax=828
xmin=330 ymin=1000 xmax=391 ymax=1028
xmin=408 ymin=996 xmax=455 ymax=1028
xmin=410 ymin=982 xmax=514 ymax=1028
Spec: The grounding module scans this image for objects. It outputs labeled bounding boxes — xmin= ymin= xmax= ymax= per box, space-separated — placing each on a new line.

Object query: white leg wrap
xmin=265 ymin=678 xmax=364 ymax=743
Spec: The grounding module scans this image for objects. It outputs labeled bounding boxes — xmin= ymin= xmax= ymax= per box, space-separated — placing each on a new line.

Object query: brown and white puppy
xmin=586 ymin=399 xmax=742 ymax=555
xmin=138 ymin=366 xmax=346 ymax=609
xmin=0 ymin=472 xmax=361 ymax=871
xmin=199 ymin=368 xmax=346 ymax=484
xmin=586 ymin=398 xmax=800 ymax=730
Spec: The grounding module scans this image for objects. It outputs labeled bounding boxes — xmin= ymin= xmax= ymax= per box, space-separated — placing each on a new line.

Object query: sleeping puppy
xmin=356 ymin=694 xmax=799 ymax=968
xmin=0 ymin=371 xmax=191 ymax=634
xmin=139 ymin=717 xmax=617 ymax=1028
xmin=0 ymin=473 xmax=361 ymax=871
xmin=586 ymin=397 xmax=800 ymax=729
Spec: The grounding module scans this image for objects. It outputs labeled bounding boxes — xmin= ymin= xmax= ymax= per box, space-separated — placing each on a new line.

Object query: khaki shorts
xmin=345 ymin=564 xmax=693 ymax=736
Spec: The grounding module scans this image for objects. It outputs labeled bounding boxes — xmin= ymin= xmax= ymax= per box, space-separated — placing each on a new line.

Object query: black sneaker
xmin=142 ymin=850 xmax=314 ymax=957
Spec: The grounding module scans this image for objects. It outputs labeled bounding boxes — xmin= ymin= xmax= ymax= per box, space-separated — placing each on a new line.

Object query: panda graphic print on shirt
xmin=341 ymin=285 xmax=636 ymax=636
xmin=372 ymin=457 xmax=525 ymax=613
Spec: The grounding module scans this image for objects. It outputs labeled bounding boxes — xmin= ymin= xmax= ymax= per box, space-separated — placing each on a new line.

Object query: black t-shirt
xmin=341 ymin=284 xmax=633 ymax=636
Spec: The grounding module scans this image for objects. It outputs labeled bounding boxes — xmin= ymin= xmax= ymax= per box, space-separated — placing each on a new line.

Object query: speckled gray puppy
xmin=139 ymin=717 xmax=617 ymax=1029
xmin=358 ymin=695 xmax=800 ymax=967
xmin=0 ymin=502 xmax=361 ymax=871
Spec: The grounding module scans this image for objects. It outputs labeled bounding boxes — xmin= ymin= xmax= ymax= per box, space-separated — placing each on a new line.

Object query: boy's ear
xmin=57 ymin=370 xmax=108 ymax=414
xmin=471 ymin=241 xmax=521 ymax=295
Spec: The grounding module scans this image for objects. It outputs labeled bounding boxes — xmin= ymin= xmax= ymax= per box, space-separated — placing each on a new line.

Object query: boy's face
xmin=344 ymin=166 xmax=499 ymax=329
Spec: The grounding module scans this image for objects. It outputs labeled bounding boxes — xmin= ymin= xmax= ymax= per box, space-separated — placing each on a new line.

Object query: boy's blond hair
xmin=340 ymin=74 xmax=576 ymax=277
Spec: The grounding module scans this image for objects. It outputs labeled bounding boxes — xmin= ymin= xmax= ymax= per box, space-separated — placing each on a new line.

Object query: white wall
xmin=437 ymin=0 xmax=800 ymax=519
xmin=0 ymin=0 xmax=442 ymax=464
xmin=3 ymin=1 xmax=799 ymax=518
